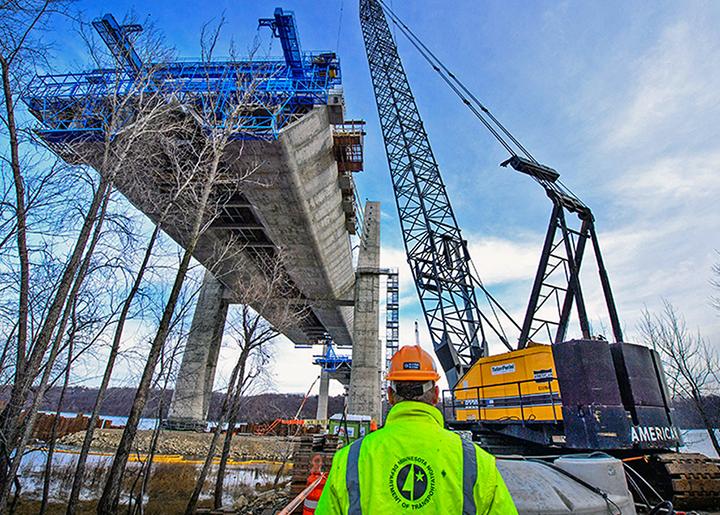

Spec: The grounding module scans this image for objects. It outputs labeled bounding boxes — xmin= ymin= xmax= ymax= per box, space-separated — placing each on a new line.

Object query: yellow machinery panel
xmin=453 ymin=344 xmax=562 ymax=423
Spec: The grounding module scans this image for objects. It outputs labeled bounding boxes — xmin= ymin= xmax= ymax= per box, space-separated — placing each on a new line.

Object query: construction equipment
xmin=359 ymin=0 xmax=720 ymax=509
xmin=91 ymin=14 xmax=143 ymax=74
xmin=313 ymin=340 xmax=352 ymax=374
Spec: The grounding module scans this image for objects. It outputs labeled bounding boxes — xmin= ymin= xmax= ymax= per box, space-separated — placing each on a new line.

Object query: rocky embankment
xmin=59 ymin=429 xmax=292 ymax=461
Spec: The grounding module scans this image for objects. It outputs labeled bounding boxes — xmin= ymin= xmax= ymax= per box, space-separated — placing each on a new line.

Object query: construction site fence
xmin=31 ymin=412 xmax=122 ymax=442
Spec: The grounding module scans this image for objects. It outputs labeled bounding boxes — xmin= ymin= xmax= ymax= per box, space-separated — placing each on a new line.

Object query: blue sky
xmin=44 ymin=1 xmax=720 ymax=394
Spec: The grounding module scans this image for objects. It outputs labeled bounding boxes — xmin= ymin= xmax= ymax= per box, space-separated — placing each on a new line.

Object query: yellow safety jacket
xmin=316 ymin=401 xmax=517 ymax=514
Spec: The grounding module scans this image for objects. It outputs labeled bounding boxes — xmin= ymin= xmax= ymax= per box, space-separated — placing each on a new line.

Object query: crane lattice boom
xmin=360 ymin=0 xmax=514 ymax=386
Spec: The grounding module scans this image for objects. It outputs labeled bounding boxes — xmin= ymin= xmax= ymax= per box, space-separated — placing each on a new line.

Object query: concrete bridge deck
xmin=229 ymin=106 xmax=357 ymax=345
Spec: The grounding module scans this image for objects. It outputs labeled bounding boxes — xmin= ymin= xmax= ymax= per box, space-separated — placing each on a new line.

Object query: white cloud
xmin=381 ymin=233 xmax=540 ymax=291
xmin=609 ymin=153 xmax=720 ymax=210
xmin=466 ymin=236 xmax=539 ymax=286
xmin=86 ymin=4 xmax=720 ymax=401
xmin=268 ymin=5 xmax=720 ymax=397
xmin=603 ymin=21 xmax=720 ymax=151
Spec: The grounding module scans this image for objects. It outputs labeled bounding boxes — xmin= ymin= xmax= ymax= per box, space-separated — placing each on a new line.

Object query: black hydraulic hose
xmin=622 ymin=462 xmax=669 ymax=508
xmin=624 ymin=472 xmax=651 ymax=509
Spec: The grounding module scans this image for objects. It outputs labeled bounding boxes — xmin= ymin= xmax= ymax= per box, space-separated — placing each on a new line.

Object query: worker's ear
xmin=388 ymin=387 xmax=395 ymax=406
xmin=432 ymin=385 xmax=439 ymax=405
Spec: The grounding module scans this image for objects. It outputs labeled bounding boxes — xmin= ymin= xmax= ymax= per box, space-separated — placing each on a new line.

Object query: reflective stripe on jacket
xmin=315 ymin=401 xmax=517 ymax=514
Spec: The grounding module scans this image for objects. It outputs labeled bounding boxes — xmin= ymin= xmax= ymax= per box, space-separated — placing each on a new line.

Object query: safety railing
xmin=442 ymin=375 xmax=561 ymax=425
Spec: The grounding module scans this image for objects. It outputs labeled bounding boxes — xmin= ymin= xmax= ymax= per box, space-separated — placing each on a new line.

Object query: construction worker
xmin=316 ymin=345 xmax=517 ymax=514
xmin=303 ymin=470 xmax=327 ymax=515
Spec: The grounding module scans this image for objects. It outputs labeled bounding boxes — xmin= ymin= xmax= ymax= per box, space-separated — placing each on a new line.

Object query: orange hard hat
xmin=386 ymin=345 xmax=440 ymax=382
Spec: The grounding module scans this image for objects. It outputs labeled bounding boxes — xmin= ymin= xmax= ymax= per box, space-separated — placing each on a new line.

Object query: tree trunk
xmin=97 ymin=244 xmax=195 ymax=513
xmin=132 ymin=332 xmax=179 ymax=515
xmin=39 ymin=185 xmax=112 ymax=514
xmin=132 ymin=407 xmax=163 ymax=515
xmin=213 ymin=391 xmax=242 ymax=509
xmin=0 ymin=57 xmax=30 ymax=381
xmin=66 ymin=223 xmax=161 ymax=515
xmin=39 ymin=314 xmax=76 ymax=515
xmin=694 ymin=394 xmax=720 ymax=456
xmin=0 ymin=178 xmax=111 ymax=511
xmin=98 ymin=155 xmax=222 ymax=513
xmin=185 ymin=356 xmax=243 ymax=515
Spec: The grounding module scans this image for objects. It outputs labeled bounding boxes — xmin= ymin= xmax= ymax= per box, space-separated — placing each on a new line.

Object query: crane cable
xmin=377 ymin=0 xmax=523 ymax=344
xmin=377 ymin=0 xmax=588 ymax=211
xmin=377 ymin=0 xmax=536 ymax=162
xmin=336 ymin=0 xmax=345 ymax=54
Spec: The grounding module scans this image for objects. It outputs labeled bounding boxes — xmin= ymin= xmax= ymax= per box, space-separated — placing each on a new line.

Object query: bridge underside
xmin=54 ymin=106 xmax=357 ymax=346
xmin=230 ymin=106 xmax=356 ymax=345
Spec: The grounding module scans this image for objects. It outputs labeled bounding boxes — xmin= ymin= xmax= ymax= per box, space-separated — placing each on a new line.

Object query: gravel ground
xmin=59 ymin=429 xmax=294 ymax=461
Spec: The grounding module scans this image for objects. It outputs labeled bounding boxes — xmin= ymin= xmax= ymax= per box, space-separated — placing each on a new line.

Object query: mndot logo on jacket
xmin=389 ymin=455 xmax=436 ymax=508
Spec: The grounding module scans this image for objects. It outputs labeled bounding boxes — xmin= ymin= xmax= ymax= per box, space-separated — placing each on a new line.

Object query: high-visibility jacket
xmin=315 ymin=401 xmax=517 ymax=514
xmin=304 ymin=473 xmax=327 ymax=514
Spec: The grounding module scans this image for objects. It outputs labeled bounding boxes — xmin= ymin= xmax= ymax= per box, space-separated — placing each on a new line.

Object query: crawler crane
xmin=359 ymin=0 xmax=720 ymax=509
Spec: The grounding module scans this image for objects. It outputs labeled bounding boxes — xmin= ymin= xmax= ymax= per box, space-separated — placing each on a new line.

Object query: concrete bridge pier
xmin=348 ymin=201 xmax=383 ymax=423
xmin=166 ymin=270 xmax=228 ymax=430
xmin=316 ymin=370 xmax=330 ymax=420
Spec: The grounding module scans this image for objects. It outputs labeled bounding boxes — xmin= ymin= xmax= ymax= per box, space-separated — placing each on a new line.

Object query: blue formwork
xmin=23 ymin=11 xmax=342 ymax=142
xmin=313 ymin=342 xmax=352 ymax=373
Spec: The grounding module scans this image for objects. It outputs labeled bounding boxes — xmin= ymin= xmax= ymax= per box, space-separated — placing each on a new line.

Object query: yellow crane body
xmin=453 ymin=344 xmax=562 ymax=423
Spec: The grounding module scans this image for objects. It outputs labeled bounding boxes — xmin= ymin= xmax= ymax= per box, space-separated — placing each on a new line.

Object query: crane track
xmin=641 ymin=452 xmax=720 ymax=510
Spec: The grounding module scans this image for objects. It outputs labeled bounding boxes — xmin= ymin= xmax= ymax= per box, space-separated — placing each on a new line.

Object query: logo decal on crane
xmin=491 ymin=363 xmax=516 ymax=375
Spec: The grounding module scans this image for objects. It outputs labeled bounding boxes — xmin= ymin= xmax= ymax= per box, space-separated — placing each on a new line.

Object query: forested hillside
xmin=0 ymin=386 xmax=345 ymax=423
xmin=2 ymin=386 xmax=717 ymax=428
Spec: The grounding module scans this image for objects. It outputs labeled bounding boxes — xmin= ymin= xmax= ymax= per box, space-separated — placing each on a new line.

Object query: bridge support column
xmin=348 ymin=201 xmax=383 ymax=423
xmin=166 ymin=270 xmax=228 ymax=430
xmin=316 ymin=370 xmax=330 ymax=420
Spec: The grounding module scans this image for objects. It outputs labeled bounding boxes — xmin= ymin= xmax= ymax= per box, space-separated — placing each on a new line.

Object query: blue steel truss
xmin=23 ymin=11 xmax=342 ymax=142
xmin=91 ymin=14 xmax=143 ymax=74
xmin=258 ymin=8 xmax=305 ymax=79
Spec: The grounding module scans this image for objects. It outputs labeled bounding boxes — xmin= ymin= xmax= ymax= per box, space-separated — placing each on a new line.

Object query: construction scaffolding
xmin=383 ymin=268 xmax=400 ymax=369
xmin=24 ymin=11 xmax=343 ymax=143
xmin=334 ymin=120 xmax=366 ymax=235
xmin=333 ymin=120 xmax=365 ymax=173
xmin=380 ymin=268 xmax=399 ymax=406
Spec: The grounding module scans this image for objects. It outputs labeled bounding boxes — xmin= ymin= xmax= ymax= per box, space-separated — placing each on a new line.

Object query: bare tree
xmin=97 ymin=17 xmax=269 ymax=511
xmin=0 ymin=173 xmax=110 ymax=507
xmin=639 ymin=301 xmax=720 ymax=456
xmin=39 ymin=298 xmax=77 ymax=515
xmin=183 ymin=254 xmax=305 ymax=513
xmin=0 ymin=5 xmax=188 ymax=507
xmin=3 ymin=178 xmax=112 ymax=503
xmin=712 ymin=251 xmax=719 ymax=314
xmin=0 ymin=0 xmax=69 ymax=389
xmin=211 ymin=306 xmax=278 ymax=509
xmin=126 ymin=292 xmax=194 ymax=515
